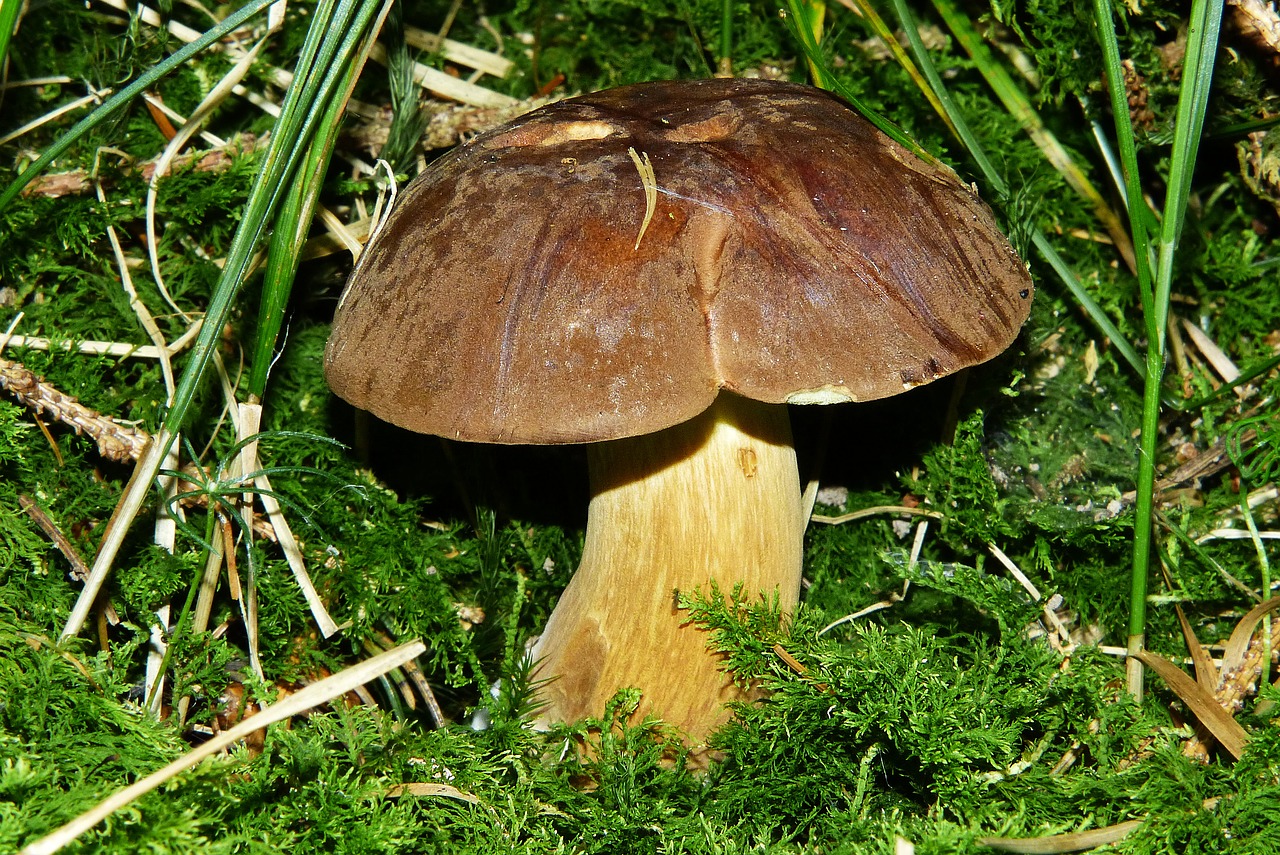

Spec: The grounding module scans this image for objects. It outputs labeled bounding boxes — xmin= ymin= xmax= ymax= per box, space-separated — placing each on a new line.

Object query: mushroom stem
xmin=530 ymin=393 xmax=803 ymax=744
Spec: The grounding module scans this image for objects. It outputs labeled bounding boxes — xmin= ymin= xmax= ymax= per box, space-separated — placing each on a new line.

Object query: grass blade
xmin=878 ymin=0 xmax=1143 ymax=375
xmin=836 ymin=0 xmax=958 ymax=141
xmin=783 ymin=0 xmax=931 ymax=160
xmin=248 ymin=7 xmax=386 ymax=399
xmin=1093 ymin=0 xmax=1224 ymax=695
xmin=1134 ymin=649 xmax=1249 ymax=759
xmin=0 ymin=0 xmax=21 ymax=90
xmin=1029 ymin=232 xmax=1144 ymax=375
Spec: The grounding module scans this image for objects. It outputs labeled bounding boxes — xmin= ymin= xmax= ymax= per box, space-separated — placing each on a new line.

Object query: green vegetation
xmin=2 ymin=0 xmax=1279 ymax=851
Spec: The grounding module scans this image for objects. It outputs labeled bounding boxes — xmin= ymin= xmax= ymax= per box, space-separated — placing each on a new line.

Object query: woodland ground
xmin=1 ymin=0 xmax=1279 ymax=852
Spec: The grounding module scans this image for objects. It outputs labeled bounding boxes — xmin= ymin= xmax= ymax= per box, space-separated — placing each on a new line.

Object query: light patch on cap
xmin=786 ymin=384 xmax=857 ymax=405
xmin=488 ymin=120 xmax=619 ymax=149
xmin=659 ymin=110 xmax=743 ymax=143
xmin=533 ymin=120 xmax=619 ymax=145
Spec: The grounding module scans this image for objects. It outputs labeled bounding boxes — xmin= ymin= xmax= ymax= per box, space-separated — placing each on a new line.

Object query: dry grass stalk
xmin=367 ymin=43 xmax=516 ymax=108
xmin=810 ymin=504 xmax=942 ymax=525
xmin=146 ymin=42 xmax=265 ymax=320
xmin=0 ymin=87 xmax=111 ymax=147
xmin=401 ymin=23 xmax=513 ymax=77
xmin=19 ymin=495 xmax=123 ymax=625
xmin=1 ymin=325 xmax=205 ymax=357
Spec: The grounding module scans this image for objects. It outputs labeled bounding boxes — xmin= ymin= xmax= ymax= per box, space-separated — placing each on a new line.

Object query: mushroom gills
xmin=529 ymin=393 xmax=803 ymax=741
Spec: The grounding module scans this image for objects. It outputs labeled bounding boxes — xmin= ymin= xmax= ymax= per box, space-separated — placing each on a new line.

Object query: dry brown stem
xmin=0 ymin=357 xmax=149 ymax=462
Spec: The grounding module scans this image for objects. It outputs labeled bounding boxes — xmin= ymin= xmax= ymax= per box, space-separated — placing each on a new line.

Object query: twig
xmin=18 ymin=495 xmax=91 ymax=582
xmin=0 ymin=357 xmax=150 ymax=463
xmin=18 ymin=495 xmax=122 ymax=625
xmin=1121 ymin=429 xmax=1258 ymax=501
xmin=979 ymin=820 xmax=1144 ymax=853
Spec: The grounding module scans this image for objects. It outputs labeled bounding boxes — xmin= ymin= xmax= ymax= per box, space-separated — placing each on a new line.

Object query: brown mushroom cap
xmin=325 ymin=78 xmax=1033 ymax=444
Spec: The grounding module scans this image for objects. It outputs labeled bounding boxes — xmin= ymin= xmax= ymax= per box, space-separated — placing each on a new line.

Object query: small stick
xmin=19 ymin=495 xmax=122 ymax=625
xmin=0 ymin=357 xmax=150 ymax=464
xmin=385 ymin=782 xmax=481 ymax=803
xmin=18 ymin=495 xmax=90 ymax=581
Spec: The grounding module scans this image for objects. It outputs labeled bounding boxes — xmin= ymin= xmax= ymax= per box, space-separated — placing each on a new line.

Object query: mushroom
xmin=324 ymin=78 xmax=1033 ymax=745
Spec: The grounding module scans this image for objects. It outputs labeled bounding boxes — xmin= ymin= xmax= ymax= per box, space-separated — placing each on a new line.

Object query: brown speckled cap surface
xmin=325 ymin=78 xmax=1034 ymax=444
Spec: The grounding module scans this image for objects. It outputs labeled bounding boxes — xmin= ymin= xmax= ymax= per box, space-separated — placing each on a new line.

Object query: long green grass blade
xmin=0 ymin=0 xmax=22 ymax=88
xmin=248 ymin=4 xmax=386 ymax=399
xmin=1093 ymin=0 xmax=1224 ymax=695
xmin=1030 ymin=232 xmax=1144 ymax=375
xmin=1152 ymin=0 xmax=1222 ymax=348
xmin=841 ymin=0 xmax=958 ymax=142
xmin=783 ymin=0 xmax=930 ymax=160
xmin=886 ymin=0 xmax=1004 ymax=191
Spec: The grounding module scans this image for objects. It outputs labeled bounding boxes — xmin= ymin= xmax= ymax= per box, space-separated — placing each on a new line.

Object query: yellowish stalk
xmin=531 ymin=394 xmax=803 ymax=745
